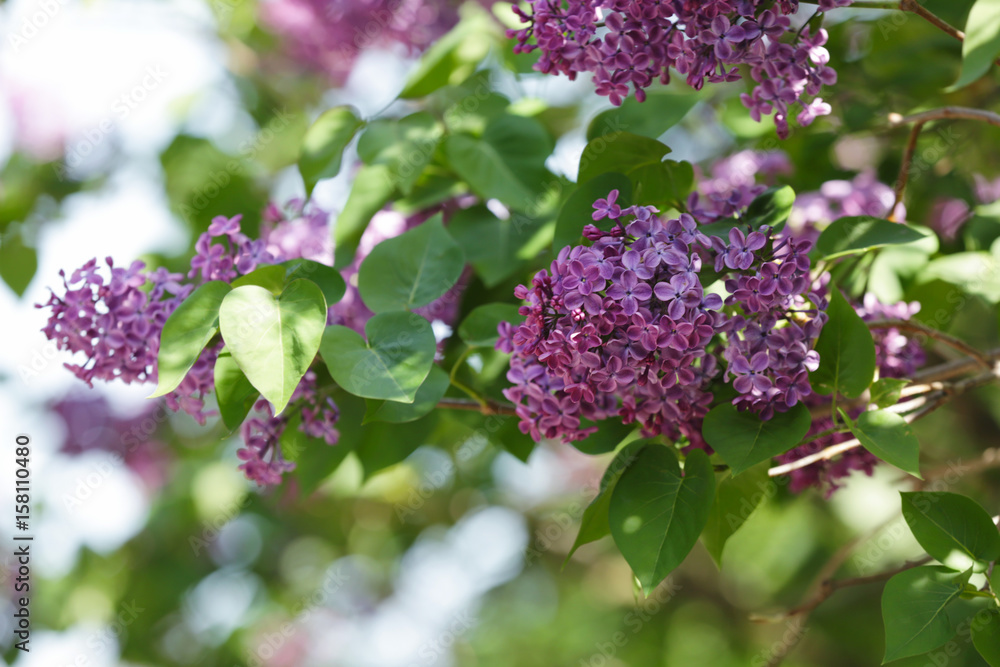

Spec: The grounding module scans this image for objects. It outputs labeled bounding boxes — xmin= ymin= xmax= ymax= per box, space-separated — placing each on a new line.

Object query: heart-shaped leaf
xmin=234 ymin=259 xmax=346 ymax=306
xmin=609 ymin=447 xmax=715 ymax=592
xmin=358 ymin=214 xmax=465 ymax=313
xmin=320 ymin=311 xmax=436 ymax=402
xmin=815 ymin=216 xmax=927 ymax=261
xmin=150 ymin=281 xmax=231 ymax=398
xmin=702 ymin=402 xmax=811 ymax=475
xmin=363 ymin=364 xmax=450 ymax=423
xmin=218 ymin=280 xmax=327 ymax=414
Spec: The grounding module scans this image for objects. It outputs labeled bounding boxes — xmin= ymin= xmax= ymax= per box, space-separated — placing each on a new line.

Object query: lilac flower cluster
xmin=41 ymin=199 xmax=470 ymax=486
xmin=259 ymin=0 xmax=482 ymax=83
xmin=37 ymin=257 xmax=210 ymax=414
xmin=39 ymin=210 xmax=337 ymax=485
xmin=689 ymin=149 xmax=792 ymax=222
xmin=507 ymin=0 xmax=851 ymax=136
xmin=498 ymin=189 xmax=823 ymax=445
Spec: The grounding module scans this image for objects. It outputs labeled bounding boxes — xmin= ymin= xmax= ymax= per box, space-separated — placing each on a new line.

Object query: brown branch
xmin=900 ymin=0 xmax=964 ymax=41
xmin=888 ymin=107 xmax=1000 ymax=214
xmin=867 ymin=319 xmax=994 ymax=370
xmin=890 ymin=120 xmax=924 ymax=221
xmin=757 ymin=556 xmax=933 ymax=622
xmin=911 ymin=347 xmax=1000 ymax=383
xmin=436 ymin=397 xmax=518 ymax=416
xmin=889 ymin=106 xmax=1000 ymax=130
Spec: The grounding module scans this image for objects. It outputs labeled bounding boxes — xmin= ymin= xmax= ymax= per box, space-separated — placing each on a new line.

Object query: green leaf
xmin=578 ymin=132 xmax=670 ymax=184
xmin=218 ymin=280 xmax=327 ymax=414
xmin=973 ymin=609 xmax=1000 ymax=666
xmin=0 ymin=226 xmax=37 ymax=297
xmin=882 ymin=566 xmax=971 ymax=663
xmin=357 ymin=214 xmax=465 ymax=313
xmin=281 ymin=259 xmax=346 ymax=305
xmin=333 ymin=163 xmax=396 ymax=268
xmin=815 ymin=216 xmax=927 ymax=261
xmin=447 ymin=204 xmax=545 ymax=287
xmin=572 ymin=422 xmax=642 ymax=456
xmin=233 ymin=259 xmax=346 ymax=306
xmin=949 ymin=0 xmax=1000 ymax=91
xmin=846 ymin=410 xmax=922 ymax=478
xmin=443 ymin=114 xmax=554 ymax=211
xmin=298 ymin=106 xmax=365 ymax=196
xmin=567 ymin=440 xmax=647 ymax=561
xmin=901 ymin=492 xmax=1000 ymax=572
xmin=631 ymin=159 xmax=694 ymax=210
xmin=399 ymin=5 xmax=498 ymax=99
xmin=457 ymin=303 xmax=524 ymax=348
xmin=871 ymin=378 xmax=910 ymax=409
xmin=701 ymin=462 xmax=770 ymax=566
xmin=319 ymin=311 xmax=436 ymax=402
xmin=586 ymin=90 xmax=700 ymax=142
xmin=554 ymin=173 xmax=633 ymax=250
xmin=702 ymin=402 xmax=811 ymax=475
xmin=609 ymin=447 xmax=715 ymax=592
xmin=919 ymin=252 xmax=1000 ymax=303
xmin=363 ymin=364 xmax=450 ymax=424
xmin=213 ymin=350 xmax=258 ymax=431
xmin=745 ymin=185 xmax=796 ymax=230
xmin=356 ymin=112 xmax=442 ymax=195
xmin=150 ymin=281 xmax=231 ymax=398
xmin=812 ymin=287 xmax=877 ymax=399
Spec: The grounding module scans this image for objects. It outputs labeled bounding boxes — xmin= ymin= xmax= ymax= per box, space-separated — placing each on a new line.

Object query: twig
xmin=890 ymin=121 xmax=924 ymax=221
xmin=911 ymin=347 xmax=1000 ymax=383
xmin=436 ymin=397 xmax=518 ymax=417
xmin=900 ymin=0 xmax=965 ymax=41
xmin=888 ymin=107 xmax=1000 ymax=213
xmin=770 ymin=371 xmax=1000 ymax=477
xmin=756 ymin=556 xmax=933 ymax=622
xmin=889 ymin=107 xmax=1000 ymax=130
xmin=867 ymin=319 xmax=994 ymax=369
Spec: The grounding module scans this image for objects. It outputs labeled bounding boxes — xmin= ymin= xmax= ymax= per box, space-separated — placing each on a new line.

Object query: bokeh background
xmin=1 ymin=0 xmax=999 ymax=665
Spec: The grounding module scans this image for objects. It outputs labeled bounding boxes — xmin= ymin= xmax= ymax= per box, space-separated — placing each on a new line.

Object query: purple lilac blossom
xmin=41 ymin=199 xmax=471 ymax=486
xmin=508 ymin=0 xmax=852 ymax=137
xmin=498 ymin=189 xmax=824 ymax=446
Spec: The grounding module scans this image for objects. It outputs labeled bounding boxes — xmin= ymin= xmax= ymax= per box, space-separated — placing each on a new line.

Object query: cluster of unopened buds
xmin=508 ymin=0 xmax=852 ymax=137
